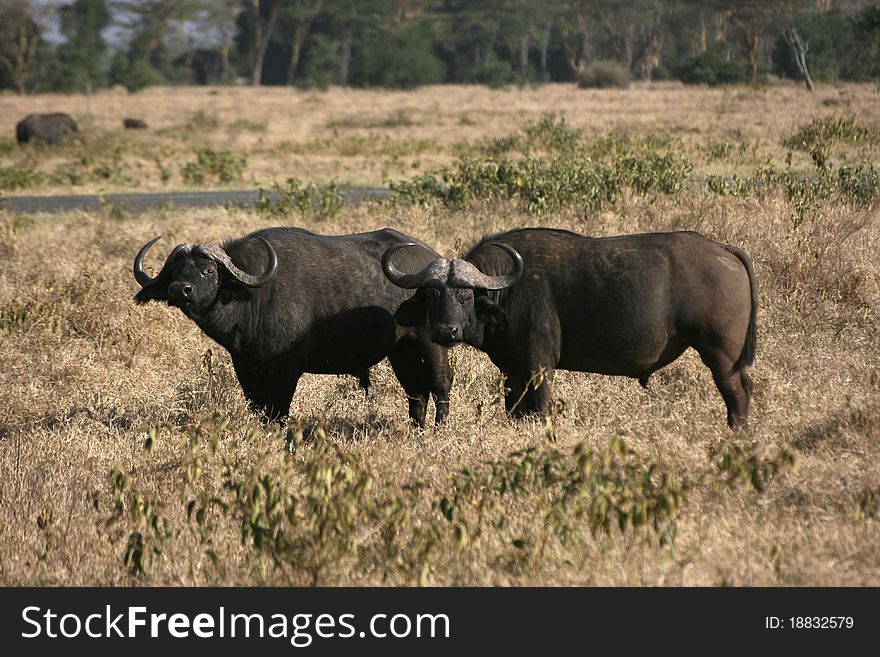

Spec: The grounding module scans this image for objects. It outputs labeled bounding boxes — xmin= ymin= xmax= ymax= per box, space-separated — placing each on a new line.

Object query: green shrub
xmin=180 ymin=148 xmax=248 ymax=185
xmin=522 ymin=113 xmax=581 ymax=156
xmin=109 ymin=54 xmax=166 ymax=92
xmin=352 ymin=23 xmax=445 ymax=89
xmin=782 ymin=116 xmax=878 ymax=151
xmin=0 ymin=138 xmax=16 ymax=156
xmin=390 ymin=152 xmax=692 ymax=215
xmin=104 ymin=421 xmax=689 ymax=584
xmin=706 ymin=158 xmax=878 ymax=225
xmin=258 ymin=177 xmax=344 ymax=220
xmin=711 ymin=440 xmax=798 ymax=492
xmin=676 ymin=45 xmax=749 ymax=85
xmin=576 ymin=60 xmax=631 ymax=89
xmin=0 ymin=165 xmax=45 ymax=190
xmin=855 ymin=485 xmax=880 ymax=521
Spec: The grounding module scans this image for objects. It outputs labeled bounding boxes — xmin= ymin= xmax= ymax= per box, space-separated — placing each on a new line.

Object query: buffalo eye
xmin=425 ymin=288 xmax=441 ymax=300
xmin=204 ymin=267 xmax=215 ymax=276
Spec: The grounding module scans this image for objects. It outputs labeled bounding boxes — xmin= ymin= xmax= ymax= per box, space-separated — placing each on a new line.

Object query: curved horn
xmin=133 ymin=235 xmax=162 ymax=287
xmin=195 ymin=237 xmax=278 ymax=288
xmin=451 ymin=242 xmax=524 ymax=290
xmin=382 ymin=242 xmax=448 ymax=289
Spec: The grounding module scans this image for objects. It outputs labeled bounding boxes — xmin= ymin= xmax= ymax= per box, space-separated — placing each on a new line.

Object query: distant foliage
xmin=5 ymin=0 xmax=880 ymax=92
xmin=576 ymin=60 xmax=631 ymax=89
xmin=257 ymin=177 xmax=344 ymax=220
xmin=393 ymin=115 xmax=690 ymax=215
xmin=0 ymin=165 xmax=46 ymax=190
xmin=706 ymin=154 xmax=878 ymax=226
xmin=771 ymin=10 xmax=855 ymax=82
xmin=676 ymin=44 xmax=750 ymax=86
xmin=180 ymin=148 xmax=248 ymax=185
xmin=109 ymin=54 xmax=166 ymax=92
xmin=391 ymin=153 xmax=691 ymax=215
xmin=351 ymin=23 xmax=445 ymax=89
xmin=783 ymin=116 xmax=879 ymax=151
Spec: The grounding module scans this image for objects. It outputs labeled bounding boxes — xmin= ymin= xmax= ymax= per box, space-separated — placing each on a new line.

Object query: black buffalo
xmin=16 ymin=113 xmax=79 ymax=145
xmin=123 ymin=118 xmax=148 ymax=129
xmin=133 ymin=227 xmax=452 ymax=426
xmin=383 ymin=228 xmax=757 ymax=429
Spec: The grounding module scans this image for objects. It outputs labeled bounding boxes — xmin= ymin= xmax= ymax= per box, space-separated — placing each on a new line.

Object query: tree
xmin=559 ymin=1 xmax=594 ymax=72
xmin=279 ymin=0 xmax=326 ymax=85
xmin=852 ymin=3 xmax=880 ymax=86
xmin=188 ymin=0 xmax=242 ymax=82
xmin=46 ymin=0 xmax=111 ymax=92
xmin=111 ymin=0 xmax=188 ymax=63
xmin=716 ymin=1 xmax=801 ymax=83
xmin=238 ymin=0 xmax=281 ymax=85
xmin=781 ymin=25 xmax=814 ymax=90
xmin=0 ymin=0 xmax=48 ymax=94
xmin=109 ymin=0 xmax=206 ymax=86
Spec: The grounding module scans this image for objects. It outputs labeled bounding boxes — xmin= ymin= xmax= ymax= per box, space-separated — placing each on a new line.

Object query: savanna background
xmin=0 ymin=0 xmax=879 ymax=586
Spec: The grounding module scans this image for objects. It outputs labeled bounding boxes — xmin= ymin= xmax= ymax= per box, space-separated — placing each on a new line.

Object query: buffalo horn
xmin=133 ymin=235 xmax=162 ymax=287
xmin=382 ymin=242 xmax=445 ymax=289
xmin=450 ymin=243 xmax=524 ymax=290
xmin=194 ymin=238 xmax=278 ymax=288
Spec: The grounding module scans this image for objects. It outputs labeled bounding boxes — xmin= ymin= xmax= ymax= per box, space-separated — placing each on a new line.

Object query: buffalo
xmin=16 ymin=113 xmax=79 ymax=145
xmin=133 ymin=227 xmax=452 ymax=427
xmin=383 ymin=228 xmax=757 ymax=429
xmin=123 ymin=118 xmax=148 ymax=129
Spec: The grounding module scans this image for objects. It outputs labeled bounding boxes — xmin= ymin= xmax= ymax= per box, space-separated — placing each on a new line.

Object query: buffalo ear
xmin=475 ymin=295 xmax=508 ymax=330
xmin=394 ymin=290 xmax=427 ymax=327
xmin=134 ymin=284 xmax=167 ymax=305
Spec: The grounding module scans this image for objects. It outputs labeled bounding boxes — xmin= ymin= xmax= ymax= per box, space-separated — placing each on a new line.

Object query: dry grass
xmin=1 ymin=82 xmax=878 ymax=193
xmin=0 ymin=83 xmax=879 ymax=586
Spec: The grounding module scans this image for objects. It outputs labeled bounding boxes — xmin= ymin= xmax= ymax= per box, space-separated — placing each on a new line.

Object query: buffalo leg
xmin=388 ymin=337 xmax=431 ymax=428
xmin=233 ymin=360 xmax=300 ymax=422
xmin=698 ymin=350 xmax=751 ymax=429
xmin=355 ymin=369 xmax=371 ymax=395
xmin=425 ymin=343 xmax=453 ymax=425
xmin=504 ymin=367 xmax=554 ymax=418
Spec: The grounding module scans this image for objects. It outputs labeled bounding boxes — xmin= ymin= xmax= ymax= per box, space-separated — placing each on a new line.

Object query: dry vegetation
xmin=0 ymin=83 xmax=879 ymax=586
xmin=1 ymin=82 xmax=879 ymax=193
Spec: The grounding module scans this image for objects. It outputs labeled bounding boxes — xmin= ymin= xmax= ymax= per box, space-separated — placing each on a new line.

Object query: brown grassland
xmin=0 ymin=82 xmax=878 ymax=586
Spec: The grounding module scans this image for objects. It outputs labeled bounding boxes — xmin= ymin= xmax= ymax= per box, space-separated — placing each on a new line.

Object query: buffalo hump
xmin=16 ymin=113 xmax=79 ymax=145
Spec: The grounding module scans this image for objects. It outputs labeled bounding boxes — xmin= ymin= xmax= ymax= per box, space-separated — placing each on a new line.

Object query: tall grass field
xmin=0 ymin=82 xmax=878 ymax=585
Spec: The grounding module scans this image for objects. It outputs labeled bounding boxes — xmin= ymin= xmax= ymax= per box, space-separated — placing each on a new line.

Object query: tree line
xmin=1 ymin=0 xmax=879 ymax=94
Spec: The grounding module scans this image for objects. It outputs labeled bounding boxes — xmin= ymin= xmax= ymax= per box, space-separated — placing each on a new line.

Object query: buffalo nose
xmin=170 ymin=282 xmax=193 ymax=300
xmin=434 ymin=324 xmax=460 ymax=343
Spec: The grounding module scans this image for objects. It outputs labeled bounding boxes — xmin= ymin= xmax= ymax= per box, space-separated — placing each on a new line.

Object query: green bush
xmin=257 ymin=177 xmax=344 ymax=220
xmin=782 ymin=116 xmax=878 ymax=151
xmin=706 ymin=157 xmax=878 ymax=225
xmin=576 ymin=60 xmax=631 ymax=89
xmin=522 ymin=113 xmax=581 ymax=156
xmin=352 ymin=24 xmax=446 ymax=89
xmin=180 ymin=148 xmax=248 ymax=185
xmin=391 ymin=152 xmax=692 ymax=215
xmin=0 ymin=165 xmax=45 ymax=190
xmin=109 ymin=54 xmax=166 ymax=92
xmin=104 ymin=419 xmax=689 ymax=583
xmin=676 ymin=45 xmax=749 ymax=85
xmin=475 ymin=60 xmax=520 ymax=88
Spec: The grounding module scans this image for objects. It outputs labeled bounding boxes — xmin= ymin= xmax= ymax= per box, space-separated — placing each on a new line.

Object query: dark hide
xmin=16 ymin=113 xmax=79 ymax=145
xmin=134 ymin=227 xmax=452 ymax=427
xmin=395 ymin=228 xmax=757 ymax=429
